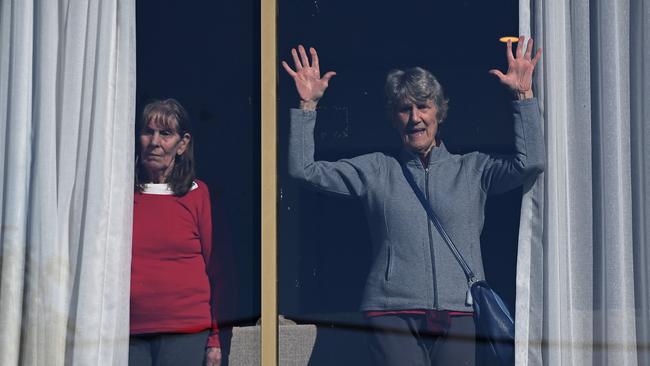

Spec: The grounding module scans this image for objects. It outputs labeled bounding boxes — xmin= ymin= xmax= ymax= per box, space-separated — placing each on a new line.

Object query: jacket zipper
xmin=424 ymin=166 xmax=439 ymax=309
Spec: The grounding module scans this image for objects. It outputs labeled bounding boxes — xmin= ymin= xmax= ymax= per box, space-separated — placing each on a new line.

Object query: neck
xmin=146 ymin=166 xmax=174 ymax=184
xmin=147 ymin=173 xmax=167 ymax=184
xmin=418 ymin=139 xmax=438 ymax=165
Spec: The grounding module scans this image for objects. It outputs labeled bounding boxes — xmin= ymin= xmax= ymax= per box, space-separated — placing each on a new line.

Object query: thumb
xmin=322 ymin=71 xmax=337 ymax=85
xmin=488 ymin=69 xmax=505 ymax=81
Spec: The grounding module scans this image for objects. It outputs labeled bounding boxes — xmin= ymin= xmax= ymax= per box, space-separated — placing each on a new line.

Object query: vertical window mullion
xmin=261 ymin=0 xmax=278 ymax=365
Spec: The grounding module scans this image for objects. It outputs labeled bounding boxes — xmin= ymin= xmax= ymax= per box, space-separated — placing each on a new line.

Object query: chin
xmin=143 ymin=162 xmax=167 ymax=172
xmin=408 ymin=143 xmax=428 ymax=152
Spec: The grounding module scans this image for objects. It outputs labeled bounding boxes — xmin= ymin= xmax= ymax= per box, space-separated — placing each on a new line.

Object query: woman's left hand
xmin=206 ymin=347 xmax=222 ymax=366
xmin=489 ymin=36 xmax=542 ymax=99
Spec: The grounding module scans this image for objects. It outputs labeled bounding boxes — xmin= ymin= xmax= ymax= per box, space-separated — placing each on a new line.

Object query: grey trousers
xmin=367 ymin=314 xmax=491 ymax=366
xmin=129 ymin=330 xmax=210 ymax=366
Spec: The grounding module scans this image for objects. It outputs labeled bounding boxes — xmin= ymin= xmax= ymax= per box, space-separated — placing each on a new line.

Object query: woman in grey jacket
xmin=282 ymin=37 xmax=543 ymax=366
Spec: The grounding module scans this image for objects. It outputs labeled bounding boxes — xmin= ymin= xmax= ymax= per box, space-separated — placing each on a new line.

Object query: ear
xmin=177 ymin=133 xmax=191 ymax=155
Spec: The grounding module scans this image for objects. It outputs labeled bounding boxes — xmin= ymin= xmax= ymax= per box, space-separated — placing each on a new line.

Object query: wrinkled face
xmin=139 ymin=118 xmax=190 ymax=182
xmin=393 ymin=99 xmax=438 ymax=156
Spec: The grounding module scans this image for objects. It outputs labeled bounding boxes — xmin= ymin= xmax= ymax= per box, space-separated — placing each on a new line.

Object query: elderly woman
xmin=129 ymin=99 xmax=221 ymax=366
xmin=282 ymin=38 xmax=543 ymax=366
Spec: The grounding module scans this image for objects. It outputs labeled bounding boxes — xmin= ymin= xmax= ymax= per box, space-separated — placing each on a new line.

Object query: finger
xmin=489 ymin=69 xmax=505 ymax=81
xmin=506 ymin=40 xmax=515 ymax=64
xmin=281 ymin=61 xmax=297 ymax=77
xmin=310 ymin=47 xmax=320 ymax=73
xmin=525 ymin=38 xmax=534 ymax=59
xmin=298 ymin=45 xmax=310 ymax=68
xmin=516 ymin=35 xmax=525 ymax=58
xmin=531 ymin=47 xmax=542 ymax=68
xmin=322 ymin=71 xmax=337 ymax=85
xmin=291 ymin=48 xmax=302 ymax=70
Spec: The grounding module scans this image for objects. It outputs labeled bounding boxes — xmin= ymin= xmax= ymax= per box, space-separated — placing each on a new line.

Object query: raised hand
xmin=282 ymin=45 xmax=336 ymax=110
xmin=489 ymin=36 xmax=542 ymax=99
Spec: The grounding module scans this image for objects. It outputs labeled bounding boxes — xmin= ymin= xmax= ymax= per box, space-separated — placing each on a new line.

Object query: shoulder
xmin=192 ymin=179 xmax=211 ymax=197
xmin=358 ymin=151 xmax=388 ymax=163
xmin=460 ymin=151 xmax=488 ymax=162
xmin=458 ymin=151 xmax=491 ymax=173
xmin=179 ymin=179 xmax=210 ymax=203
xmin=173 ymin=180 xmax=211 ymax=218
xmin=346 ymin=151 xmax=389 ymax=172
xmin=193 ymin=179 xmax=208 ymax=191
xmin=375 ymin=151 xmax=399 ymax=165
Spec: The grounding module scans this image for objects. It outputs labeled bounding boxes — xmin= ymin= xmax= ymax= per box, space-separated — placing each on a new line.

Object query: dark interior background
xmin=136 ymin=0 xmax=260 ymax=327
xmin=135 ymin=0 xmax=522 ymax=355
xmin=278 ymin=0 xmax=522 ymax=321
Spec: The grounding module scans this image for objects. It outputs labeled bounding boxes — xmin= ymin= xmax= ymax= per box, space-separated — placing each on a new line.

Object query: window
xmin=272 ymin=1 xmax=520 ymax=364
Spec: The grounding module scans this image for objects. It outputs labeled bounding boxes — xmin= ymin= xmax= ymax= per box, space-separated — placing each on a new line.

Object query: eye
xmin=160 ymin=130 xmax=174 ymax=136
xmin=141 ymin=127 xmax=154 ymax=135
xmin=417 ymin=104 xmax=430 ymax=110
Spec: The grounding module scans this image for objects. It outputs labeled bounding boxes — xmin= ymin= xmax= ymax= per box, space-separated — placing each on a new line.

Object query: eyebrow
xmin=397 ymin=100 xmax=432 ymax=108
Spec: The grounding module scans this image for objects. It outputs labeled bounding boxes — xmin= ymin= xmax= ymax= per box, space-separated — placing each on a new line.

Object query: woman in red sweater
xmin=130 ymin=99 xmax=221 ymax=366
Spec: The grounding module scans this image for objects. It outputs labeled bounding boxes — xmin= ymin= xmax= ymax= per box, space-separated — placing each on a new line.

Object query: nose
xmin=409 ymin=106 xmax=422 ymax=123
xmin=151 ymin=132 xmax=162 ymax=146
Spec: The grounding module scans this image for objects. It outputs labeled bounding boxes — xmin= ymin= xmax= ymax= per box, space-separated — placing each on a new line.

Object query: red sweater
xmin=131 ymin=180 xmax=220 ymax=348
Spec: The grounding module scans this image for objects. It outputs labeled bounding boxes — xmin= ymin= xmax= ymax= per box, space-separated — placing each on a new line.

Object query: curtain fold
xmin=0 ymin=2 xmax=34 ymax=365
xmin=516 ymin=0 xmax=649 ymax=364
xmin=0 ymin=0 xmax=135 ymax=365
xmin=630 ymin=1 xmax=650 ymax=365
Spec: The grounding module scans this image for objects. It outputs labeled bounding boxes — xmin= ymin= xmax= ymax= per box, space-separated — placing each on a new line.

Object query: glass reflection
xmin=278 ymin=1 xmax=526 ymax=365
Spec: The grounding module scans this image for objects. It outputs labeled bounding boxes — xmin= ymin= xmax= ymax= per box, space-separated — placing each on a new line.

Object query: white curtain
xmin=516 ymin=0 xmax=650 ymax=365
xmin=0 ymin=0 xmax=136 ymax=365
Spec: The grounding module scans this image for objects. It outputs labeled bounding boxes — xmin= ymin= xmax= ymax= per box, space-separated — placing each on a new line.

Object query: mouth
xmin=143 ymin=153 xmax=163 ymax=159
xmin=406 ymin=128 xmax=426 ymax=138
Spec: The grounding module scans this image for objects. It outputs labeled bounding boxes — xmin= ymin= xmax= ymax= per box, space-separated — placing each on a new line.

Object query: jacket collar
xmin=399 ymin=142 xmax=452 ymax=169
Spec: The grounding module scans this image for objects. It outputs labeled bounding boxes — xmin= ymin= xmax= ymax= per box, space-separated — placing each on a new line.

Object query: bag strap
xmin=400 ymin=162 xmax=477 ymax=285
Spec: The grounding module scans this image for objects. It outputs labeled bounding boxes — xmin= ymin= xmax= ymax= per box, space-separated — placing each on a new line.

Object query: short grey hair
xmin=384 ymin=67 xmax=449 ymax=123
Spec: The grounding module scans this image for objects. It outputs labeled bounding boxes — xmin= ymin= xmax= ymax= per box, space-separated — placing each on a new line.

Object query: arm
xmin=288 ymin=108 xmax=380 ymax=197
xmin=284 ymin=46 xmax=379 ymax=197
xmin=196 ymin=182 xmax=221 ymax=366
xmin=479 ymin=98 xmax=545 ymax=194
xmin=480 ymin=36 xmax=545 ymax=194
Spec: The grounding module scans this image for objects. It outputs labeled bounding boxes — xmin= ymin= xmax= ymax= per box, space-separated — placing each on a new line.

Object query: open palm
xmin=282 ymin=45 xmax=336 ymax=104
xmin=489 ymin=36 xmax=542 ymax=94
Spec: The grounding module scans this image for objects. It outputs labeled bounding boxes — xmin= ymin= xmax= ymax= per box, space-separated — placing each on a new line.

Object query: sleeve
xmin=479 ymin=98 xmax=546 ymax=195
xmin=288 ymin=108 xmax=381 ymax=197
xmin=196 ymin=181 xmax=220 ymax=348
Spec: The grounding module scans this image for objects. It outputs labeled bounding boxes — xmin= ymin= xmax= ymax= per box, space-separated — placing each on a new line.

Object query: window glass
xmin=136 ymin=1 xmax=260 ymax=363
xmin=278 ymin=1 xmax=520 ymax=364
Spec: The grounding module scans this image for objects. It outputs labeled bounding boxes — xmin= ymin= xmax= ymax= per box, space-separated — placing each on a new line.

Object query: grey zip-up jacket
xmin=288 ymin=98 xmax=545 ymax=311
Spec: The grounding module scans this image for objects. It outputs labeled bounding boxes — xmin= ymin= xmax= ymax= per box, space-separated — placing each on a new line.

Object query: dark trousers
xmin=129 ymin=330 xmax=209 ymax=366
xmin=367 ymin=314 xmax=485 ymax=366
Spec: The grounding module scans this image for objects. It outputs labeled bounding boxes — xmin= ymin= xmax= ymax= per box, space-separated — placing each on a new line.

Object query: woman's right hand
xmin=282 ymin=45 xmax=336 ymax=110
